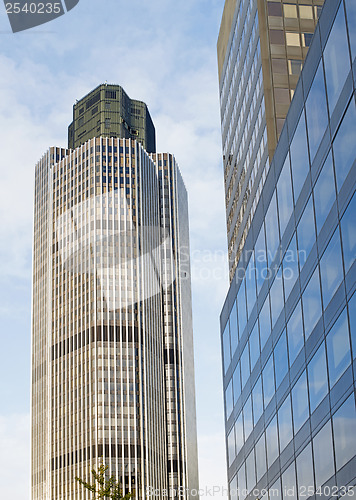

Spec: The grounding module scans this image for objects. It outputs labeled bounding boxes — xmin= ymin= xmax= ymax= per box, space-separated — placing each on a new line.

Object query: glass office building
xmin=220 ymin=0 xmax=356 ymax=498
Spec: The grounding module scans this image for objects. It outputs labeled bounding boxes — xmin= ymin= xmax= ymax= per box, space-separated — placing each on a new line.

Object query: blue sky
xmin=0 ymin=1 xmax=229 ymax=497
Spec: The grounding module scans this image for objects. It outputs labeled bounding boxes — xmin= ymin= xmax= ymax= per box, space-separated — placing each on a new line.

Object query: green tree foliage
xmin=75 ymin=463 xmax=133 ymax=500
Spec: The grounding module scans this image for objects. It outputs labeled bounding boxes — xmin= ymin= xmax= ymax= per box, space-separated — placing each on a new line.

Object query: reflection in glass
xmin=313 ymin=152 xmax=336 ymax=233
xmin=249 ymin=321 xmax=260 ymax=371
xmin=323 ymin=3 xmax=350 ymax=113
xmin=302 ymin=266 xmax=322 ymax=339
xmin=255 ymin=225 xmax=268 ymax=294
xmin=277 ymin=154 xmax=293 ymax=236
xmin=287 ymin=300 xmax=304 ymax=364
xmin=252 ymin=376 xmax=264 ymax=425
xmin=348 ymin=292 xmax=356 ymax=358
xmin=282 ymin=462 xmax=297 ymax=500
xmin=313 ymin=420 xmax=335 ymax=487
xmin=290 ymin=112 xmax=309 ymax=201
xmin=344 ymin=0 xmax=356 ymax=60
xmin=229 ymin=475 xmax=238 ymax=500
xmin=246 ymin=254 xmax=257 ymax=318
xmin=233 ymin=363 xmax=241 ymax=404
xmin=305 ymin=61 xmax=328 ymax=161
xmin=270 ymin=269 xmax=284 ymax=327
xmin=223 ymin=322 xmax=231 ymax=374
xmin=243 ymin=396 xmax=253 ymax=439
xmin=235 ymin=412 xmax=244 ymax=455
xmin=263 ymin=355 xmax=275 ymax=408
xmin=326 ymin=309 xmax=351 ymax=387
xmin=225 ymin=379 xmax=234 ymax=418
xmin=259 ymin=296 xmax=271 ymax=349
xmin=320 ymin=228 xmax=344 ymax=307
xmin=278 ymin=395 xmax=293 ymax=451
xmin=270 ymin=478 xmax=282 ymax=500
xmin=255 ymin=433 xmax=267 ymax=482
xmin=333 ymin=394 xmax=356 ymax=470
xmin=241 ymin=344 xmax=251 ymax=389
xmin=265 ymin=193 xmax=280 ymax=264
xmin=266 ymin=416 xmax=279 ymax=467
xmin=292 ymin=370 xmax=309 ymax=433
xmin=333 ymin=97 xmax=356 ymax=190
xmin=297 ymin=197 xmax=316 ymax=268
xmin=238 ymin=463 xmax=247 ymax=500
xmin=307 ymin=342 xmax=328 ymax=413
xmin=283 ymin=234 xmax=299 ymax=299
xmin=228 ymin=426 xmax=235 ymax=465
xmin=296 ymin=443 xmax=314 ymax=496
xmin=274 ymin=330 xmax=288 ymax=388
xmin=246 ymin=449 xmax=256 ymax=493
xmin=230 ymin=300 xmax=239 ymax=353
xmin=341 ymin=193 xmax=356 ymax=273
xmin=238 ymin=281 xmax=248 ymax=336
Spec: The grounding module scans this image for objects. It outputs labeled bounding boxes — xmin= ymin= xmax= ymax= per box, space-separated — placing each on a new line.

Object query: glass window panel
xmin=326 ymin=309 xmax=351 ymax=387
xmin=313 ymin=420 xmax=335 ymax=487
xmin=246 ymin=254 xmax=257 ymax=318
xmin=259 ymin=296 xmax=272 ymax=349
xmin=344 ymin=0 xmax=356 ymax=60
xmin=278 ymin=395 xmax=293 ymax=451
xmin=272 ymin=58 xmax=288 ymax=74
xmin=286 ymin=32 xmax=300 ymax=46
xmin=290 ymin=112 xmax=309 ymax=201
xmin=255 ymin=433 xmax=267 ymax=482
xmin=323 ymin=3 xmax=350 ymax=113
xmin=225 ymin=379 xmax=234 ymax=418
xmin=233 ymin=363 xmax=241 ymax=404
xmin=274 ymin=330 xmax=288 ymax=388
xmin=296 ymin=443 xmax=314 ymax=496
xmin=243 ymin=395 xmax=253 ymax=439
xmin=230 ymin=475 xmax=238 ymax=500
xmin=235 ymin=412 xmax=244 ymax=455
xmin=320 ymin=229 xmax=344 ymax=307
xmin=238 ymin=463 xmax=247 ymax=500
xmin=252 ymin=376 xmax=264 ymax=425
xmin=283 ymin=234 xmax=299 ymax=299
xmin=270 ymin=479 xmax=282 ymax=500
xmin=238 ymin=281 xmax=248 ymax=336
xmin=333 ymin=97 xmax=356 ymax=191
xmin=307 ymin=342 xmax=328 ymax=413
xmin=255 ymin=225 xmax=268 ymax=294
xmin=263 ymin=355 xmax=275 ymax=408
xmin=249 ymin=321 xmax=260 ymax=371
xmin=297 ymin=196 xmax=316 ymax=269
xmin=332 ymin=394 xmax=356 ymax=470
xmin=222 ymin=322 xmax=231 ymax=374
xmin=270 ymin=29 xmax=285 ymax=44
xmin=230 ymin=300 xmax=239 ymax=353
xmin=228 ymin=426 xmax=236 ymax=466
xmin=270 ymin=268 xmax=284 ymax=327
xmin=287 ymin=300 xmax=304 ymax=364
xmin=268 ymin=2 xmax=282 ymax=17
xmin=277 ymin=154 xmax=293 ymax=237
xmin=241 ymin=344 xmax=251 ymax=389
xmin=282 ymin=462 xmax=297 ymax=500
xmin=246 ymin=449 xmax=256 ymax=493
xmin=289 ymin=59 xmax=302 ymax=76
xmin=299 ymin=5 xmax=313 ymax=19
xmin=284 ymin=4 xmax=297 ymax=17
xmin=348 ymin=292 xmax=356 ymax=358
xmin=275 ymin=88 xmax=290 ymax=104
xmin=302 ymin=266 xmax=322 ymax=339
xmin=341 ymin=193 xmax=356 ymax=273
xmin=266 ymin=416 xmax=279 ymax=467
xmin=265 ymin=193 xmax=280 ymax=264
xmin=305 ymin=61 xmax=328 ymax=161
xmin=302 ymin=33 xmax=313 ymax=47
xmin=313 ymin=152 xmax=336 ymax=233
xmin=292 ymin=370 xmax=309 ymax=433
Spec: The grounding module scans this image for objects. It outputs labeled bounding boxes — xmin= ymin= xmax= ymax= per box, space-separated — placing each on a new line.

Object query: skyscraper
xmin=218 ymin=0 xmax=356 ymax=499
xmin=31 ymin=87 xmax=199 ymax=499
xmin=217 ymin=0 xmax=324 ymax=279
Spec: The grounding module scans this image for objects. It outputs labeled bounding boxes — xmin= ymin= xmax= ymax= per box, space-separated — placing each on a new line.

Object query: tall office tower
xmin=68 ymin=84 xmax=156 ymax=153
xmin=218 ymin=0 xmax=324 ymax=279
xmin=31 ymin=90 xmax=199 ymax=499
xmin=219 ymin=1 xmax=356 ymax=500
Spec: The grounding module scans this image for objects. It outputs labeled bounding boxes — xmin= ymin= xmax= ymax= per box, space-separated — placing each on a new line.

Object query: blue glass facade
xmin=220 ymin=0 xmax=356 ymax=498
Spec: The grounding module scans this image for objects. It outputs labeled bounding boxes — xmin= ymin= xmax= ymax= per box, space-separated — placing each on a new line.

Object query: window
xmin=277 ymin=153 xmax=293 ymax=236
xmin=222 ymin=323 xmax=231 ymax=374
xmin=282 ymin=463 xmax=297 ymax=500
xmin=233 ymin=364 xmax=241 ymax=403
xmin=272 ymin=58 xmax=288 ymax=74
xmin=323 ymin=3 xmax=350 ymax=113
xmin=320 ymin=229 xmax=344 ymax=307
xmin=238 ymin=463 xmax=247 ymax=500
xmin=299 ymin=5 xmax=313 ymax=19
xmin=341 ymin=193 xmax=356 ymax=273
xmin=230 ymin=300 xmax=239 ymax=354
xmin=105 ymin=118 xmax=111 ymax=129
xmin=237 ymin=281 xmax=247 ymax=335
xmin=344 ymin=0 xmax=356 ymax=60
xmin=225 ymin=379 xmax=234 ymax=418
xmin=286 ymin=32 xmax=300 ymax=46
xmin=296 ymin=444 xmax=314 ymax=495
xmin=265 ymin=193 xmax=280 ymax=264
xmin=297 ymin=196 xmax=316 ymax=268
xmin=278 ymin=395 xmax=293 ymax=451
xmin=275 ymin=88 xmax=290 ymax=104
xmin=290 ymin=112 xmax=309 ymax=201
xmin=259 ymin=296 xmax=271 ymax=349
xmin=302 ymin=266 xmax=322 ymax=339
xmin=313 ymin=152 xmax=336 ymax=233
xmin=246 ymin=450 xmax=256 ymax=493
xmin=313 ymin=420 xmax=335 ymax=487
xmin=332 ymin=394 xmax=356 ymax=470
xmin=274 ymin=330 xmax=288 ymax=387
xmin=307 ymin=342 xmax=328 ymax=413
xmin=268 ymin=2 xmax=282 ymax=17
xmin=288 ymin=59 xmax=302 ymax=76
xmin=241 ymin=344 xmax=251 ymax=389
xmin=228 ymin=427 xmax=236 ymax=465
xmin=326 ymin=309 xmax=351 ymax=387
xmin=229 ymin=475 xmax=238 ymax=500
xmin=266 ymin=416 xmax=279 ymax=467
xmin=348 ymin=292 xmax=356 ymax=358
xmin=255 ymin=433 xmax=267 ymax=482
xmin=249 ymin=321 xmax=260 ymax=371
xmin=302 ymin=33 xmax=313 ymax=47
xmin=284 ymin=4 xmax=297 ymax=18
xmin=246 ymin=254 xmax=257 ymax=318
xmin=332 ymin=97 xmax=356 ymax=191
xmin=270 ymin=269 xmax=284 ymax=327
xmin=252 ymin=376 xmax=263 ymax=425
xmin=235 ymin=412 xmax=244 ymax=455
xmin=292 ymin=370 xmax=309 ymax=433
xmin=263 ymin=355 xmax=275 ymax=408
xmin=255 ymin=226 xmax=267 ymax=294
xmin=243 ymin=396 xmax=253 ymax=439
xmin=283 ymin=235 xmax=299 ymax=300
xmin=287 ymin=300 xmax=304 ymax=364
xmin=305 ymin=61 xmax=328 ymax=161
xmin=270 ymin=29 xmax=285 ymax=44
